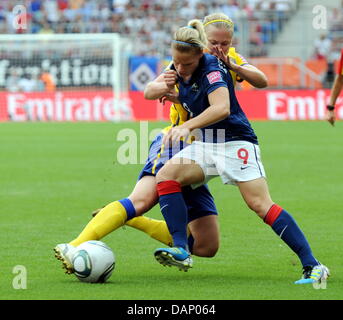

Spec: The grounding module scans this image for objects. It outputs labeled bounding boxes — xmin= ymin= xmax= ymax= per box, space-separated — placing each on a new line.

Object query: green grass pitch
xmin=0 ymin=121 xmax=342 ymax=300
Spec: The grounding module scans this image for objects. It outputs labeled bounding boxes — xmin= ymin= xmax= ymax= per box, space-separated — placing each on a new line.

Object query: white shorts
xmin=173 ymin=140 xmax=266 ymax=188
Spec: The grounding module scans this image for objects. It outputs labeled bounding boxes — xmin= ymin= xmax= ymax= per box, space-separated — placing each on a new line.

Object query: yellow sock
xmin=125 ymin=216 xmax=174 ymax=246
xmin=69 ymin=201 xmax=127 ymax=247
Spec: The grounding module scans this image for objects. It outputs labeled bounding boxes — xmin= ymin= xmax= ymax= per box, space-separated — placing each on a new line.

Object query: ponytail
xmin=172 ymin=19 xmax=207 ymax=53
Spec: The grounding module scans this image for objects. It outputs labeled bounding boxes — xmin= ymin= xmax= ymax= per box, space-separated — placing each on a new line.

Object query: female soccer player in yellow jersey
xmin=54 ymin=13 xmax=267 ymax=274
xmin=204 ymin=13 xmax=267 ymax=89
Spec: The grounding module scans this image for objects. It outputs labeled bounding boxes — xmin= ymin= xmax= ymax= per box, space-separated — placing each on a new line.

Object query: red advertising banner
xmin=236 ymin=89 xmax=342 ymax=120
xmin=0 ymin=91 xmax=169 ymax=122
xmin=0 ymin=91 xmax=130 ymax=122
xmin=0 ymin=89 xmax=342 ymax=122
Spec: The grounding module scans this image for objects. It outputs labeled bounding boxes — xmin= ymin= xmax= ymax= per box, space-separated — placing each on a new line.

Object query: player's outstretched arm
xmin=327 ymin=74 xmax=343 ymax=126
xmin=232 ymin=64 xmax=268 ymax=88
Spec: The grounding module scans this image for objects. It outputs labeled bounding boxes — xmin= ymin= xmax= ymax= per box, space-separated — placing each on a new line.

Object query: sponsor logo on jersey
xmin=206 ymin=71 xmax=222 ymax=84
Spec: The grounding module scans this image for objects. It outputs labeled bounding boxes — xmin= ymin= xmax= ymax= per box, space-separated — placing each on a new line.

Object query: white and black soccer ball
xmin=72 ymin=240 xmax=115 ymax=283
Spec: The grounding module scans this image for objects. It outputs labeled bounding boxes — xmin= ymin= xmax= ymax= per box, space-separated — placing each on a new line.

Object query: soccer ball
xmin=72 ymin=240 xmax=115 ymax=283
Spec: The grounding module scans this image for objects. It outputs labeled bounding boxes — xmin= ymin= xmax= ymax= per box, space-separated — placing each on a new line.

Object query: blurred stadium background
xmin=0 ymin=0 xmax=342 ymax=122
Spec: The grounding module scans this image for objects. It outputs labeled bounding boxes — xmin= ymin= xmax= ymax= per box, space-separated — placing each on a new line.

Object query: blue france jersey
xmin=172 ymin=53 xmax=258 ymax=144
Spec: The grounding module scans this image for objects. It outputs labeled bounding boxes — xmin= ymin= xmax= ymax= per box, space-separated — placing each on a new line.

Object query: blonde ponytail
xmin=172 ymin=19 xmax=207 ymax=53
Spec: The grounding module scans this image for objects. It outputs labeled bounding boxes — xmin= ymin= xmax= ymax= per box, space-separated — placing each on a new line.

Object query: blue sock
xmin=118 ymin=198 xmax=136 ymax=220
xmin=265 ymin=204 xmax=318 ymax=267
xmin=157 ymin=181 xmax=188 ymax=250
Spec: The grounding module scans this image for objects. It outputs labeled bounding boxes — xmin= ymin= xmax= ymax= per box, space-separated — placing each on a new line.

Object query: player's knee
xmin=204 ymin=246 xmax=218 ymax=258
xmin=155 ymin=168 xmax=168 ymax=184
xmin=245 ymin=198 xmax=269 ymax=219
xmin=193 ymin=242 xmax=219 ymax=258
xmin=128 ymin=197 xmax=153 ymax=215
xmin=156 ymin=165 xmax=180 ymax=184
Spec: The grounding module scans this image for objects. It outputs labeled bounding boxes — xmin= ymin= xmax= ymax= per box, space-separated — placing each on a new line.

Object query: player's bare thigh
xmin=188 ymin=215 xmax=219 ymax=257
xmin=237 ymin=177 xmax=274 ymax=219
xmin=128 ymin=175 xmax=159 ymax=216
xmin=156 ymin=157 xmax=205 ymax=186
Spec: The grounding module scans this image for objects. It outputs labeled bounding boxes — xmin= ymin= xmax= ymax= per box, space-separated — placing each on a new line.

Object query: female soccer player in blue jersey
xmin=54 ymin=13 xmax=268 ymax=275
xmin=146 ymin=19 xmax=329 ymax=285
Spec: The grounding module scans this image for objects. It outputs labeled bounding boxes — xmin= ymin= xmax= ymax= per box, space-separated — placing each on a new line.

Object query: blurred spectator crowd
xmin=0 ymin=0 xmax=342 ymax=58
xmin=313 ymin=1 xmax=343 ymax=61
xmin=0 ymin=0 xmax=298 ymax=57
xmin=311 ymin=1 xmax=343 ymax=87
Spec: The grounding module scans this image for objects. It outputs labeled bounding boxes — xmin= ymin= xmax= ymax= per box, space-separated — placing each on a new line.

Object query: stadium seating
xmin=0 ymin=0 xmax=297 ymax=57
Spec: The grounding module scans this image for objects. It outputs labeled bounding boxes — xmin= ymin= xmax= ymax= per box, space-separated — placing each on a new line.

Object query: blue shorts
xmin=138 ymin=133 xmax=218 ymax=223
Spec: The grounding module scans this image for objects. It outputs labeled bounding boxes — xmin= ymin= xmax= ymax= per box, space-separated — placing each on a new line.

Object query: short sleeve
xmin=204 ymin=70 xmax=228 ymax=95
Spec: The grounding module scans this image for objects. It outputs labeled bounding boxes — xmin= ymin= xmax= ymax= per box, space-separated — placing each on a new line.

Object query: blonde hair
xmin=172 ymin=19 xmax=208 ymax=53
xmin=203 ymin=13 xmax=234 ymax=32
